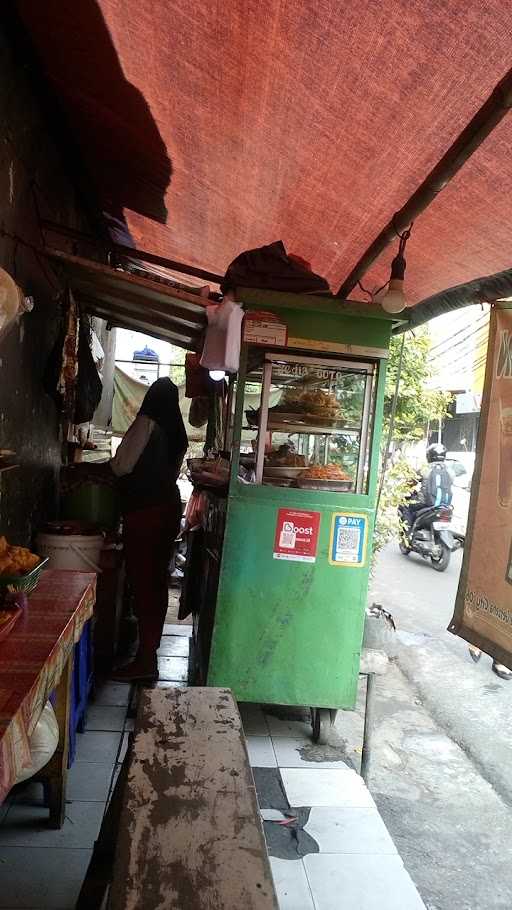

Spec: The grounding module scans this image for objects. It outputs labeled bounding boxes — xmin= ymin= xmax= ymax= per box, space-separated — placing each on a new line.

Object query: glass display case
xmin=239 ymin=352 xmax=377 ymax=493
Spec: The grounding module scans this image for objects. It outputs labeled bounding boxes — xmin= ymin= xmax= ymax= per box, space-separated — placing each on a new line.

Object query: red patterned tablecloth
xmin=0 ymin=570 xmax=96 ymax=802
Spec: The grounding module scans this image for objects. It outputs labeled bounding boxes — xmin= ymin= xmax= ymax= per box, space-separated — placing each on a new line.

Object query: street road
xmin=363 ymin=543 xmax=512 ymax=910
xmin=371 ymin=543 xmax=512 ymax=804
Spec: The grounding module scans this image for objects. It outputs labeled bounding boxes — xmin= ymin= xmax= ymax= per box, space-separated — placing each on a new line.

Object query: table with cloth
xmin=0 ymin=571 xmax=96 ymax=827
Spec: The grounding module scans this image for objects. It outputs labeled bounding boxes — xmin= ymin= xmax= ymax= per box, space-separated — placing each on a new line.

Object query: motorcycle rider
xmin=402 ymin=443 xmax=453 ymax=538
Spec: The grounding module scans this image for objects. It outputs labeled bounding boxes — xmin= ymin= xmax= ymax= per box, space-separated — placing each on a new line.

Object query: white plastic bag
xmin=15 ymin=701 xmax=59 ymax=784
xmin=200 ymin=295 xmax=243 ymax=374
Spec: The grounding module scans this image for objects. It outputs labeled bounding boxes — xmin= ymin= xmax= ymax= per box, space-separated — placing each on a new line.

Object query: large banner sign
xmin=449 ymin=306 xmax=512 ymax=667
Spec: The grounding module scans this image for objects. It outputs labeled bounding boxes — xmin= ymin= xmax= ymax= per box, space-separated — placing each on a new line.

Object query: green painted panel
xmin=238 ymin=288 xmax=399 ymax=348
xmin=207 ymin=305 xmax=390 ymax=709
xmin=208 ymin=485 xmax=374 ymax=708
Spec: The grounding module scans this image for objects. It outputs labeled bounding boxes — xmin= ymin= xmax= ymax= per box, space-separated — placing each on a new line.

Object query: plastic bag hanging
xmin=199 ymin=292 xmax=244 ymax=376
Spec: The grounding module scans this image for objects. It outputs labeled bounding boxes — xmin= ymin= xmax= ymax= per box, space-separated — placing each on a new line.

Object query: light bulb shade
xmin=209 ymin=369 xmax=226 ymax=382
xmin=380 ymin=278 xmax=406 ymax=313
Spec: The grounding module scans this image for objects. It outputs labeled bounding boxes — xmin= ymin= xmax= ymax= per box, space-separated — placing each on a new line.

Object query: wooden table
xmin=0 ymin=570 xmax=96 ymax=827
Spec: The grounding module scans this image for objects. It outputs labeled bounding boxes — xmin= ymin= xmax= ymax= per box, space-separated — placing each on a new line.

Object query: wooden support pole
xmin=361 ymin=673 xmax=376 ymax=785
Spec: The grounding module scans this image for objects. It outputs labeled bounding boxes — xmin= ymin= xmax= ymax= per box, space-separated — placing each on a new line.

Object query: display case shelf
xmin=243 ymin=423 xmax=361 ymax=435
xmin=268 ymin=421 xmax=361 ymax=435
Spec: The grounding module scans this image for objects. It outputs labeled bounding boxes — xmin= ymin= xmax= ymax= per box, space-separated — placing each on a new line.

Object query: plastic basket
xmin=0 ymin=557 xmax=49 ymax=595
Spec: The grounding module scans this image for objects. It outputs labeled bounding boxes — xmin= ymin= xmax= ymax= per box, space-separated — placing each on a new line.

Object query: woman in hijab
xmin=110 ymin=378 xmax=188 ymax=682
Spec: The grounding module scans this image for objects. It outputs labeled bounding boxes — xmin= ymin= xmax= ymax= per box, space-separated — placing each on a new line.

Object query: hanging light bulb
xmin=209 ymin=369 xmax=226 ymax=382
xmin=381 ymin=277 xmax=406 ymax=314
xmin=379 ymin=226 xmax=412 ymax=314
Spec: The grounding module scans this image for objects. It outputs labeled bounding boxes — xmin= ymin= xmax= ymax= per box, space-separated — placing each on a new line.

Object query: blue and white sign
xmin=329 ymin=513 xmax=368 ymax=567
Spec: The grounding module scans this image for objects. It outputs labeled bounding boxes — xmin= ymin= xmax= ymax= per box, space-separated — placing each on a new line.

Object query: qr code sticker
xmin=336 ymin=526 xmax=360 ymax=554
xmin=279 ymin=522 xmax=296 ymax=549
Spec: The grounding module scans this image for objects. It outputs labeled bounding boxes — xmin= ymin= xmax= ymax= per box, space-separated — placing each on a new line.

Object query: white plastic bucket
xmin=36 ymin=531 xmax=104 ymax=573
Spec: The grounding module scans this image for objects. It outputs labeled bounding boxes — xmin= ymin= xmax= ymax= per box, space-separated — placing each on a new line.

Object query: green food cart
xmin=185 ymin=289 xmax=398 ymax=741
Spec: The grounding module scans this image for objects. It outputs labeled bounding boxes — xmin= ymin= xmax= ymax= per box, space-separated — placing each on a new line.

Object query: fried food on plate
xmin=0 ymin=539 xmax=40 ymax=577
xmin=298 ymin=464 xmax=351 ymax=481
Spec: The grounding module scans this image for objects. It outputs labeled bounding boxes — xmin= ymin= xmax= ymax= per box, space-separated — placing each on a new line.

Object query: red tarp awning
xmin=14 ymin=0 xmax=512 ymax=306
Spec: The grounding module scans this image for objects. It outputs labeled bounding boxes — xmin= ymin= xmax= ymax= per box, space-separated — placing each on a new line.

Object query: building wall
xmin=0 ymin=27 xmax=93 ymax=545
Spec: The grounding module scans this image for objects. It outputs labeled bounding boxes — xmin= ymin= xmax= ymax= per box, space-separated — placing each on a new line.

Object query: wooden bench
xmin=78 ymin=687 xmax=278 ymax=909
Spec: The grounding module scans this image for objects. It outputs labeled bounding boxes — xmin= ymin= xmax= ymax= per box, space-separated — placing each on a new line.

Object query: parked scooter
xmin=398 ymin=502 xmax=458 ymax=572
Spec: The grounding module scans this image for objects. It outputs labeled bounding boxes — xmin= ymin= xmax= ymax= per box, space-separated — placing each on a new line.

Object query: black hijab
xmin=139 ymin=378 xmax=188 ymax=467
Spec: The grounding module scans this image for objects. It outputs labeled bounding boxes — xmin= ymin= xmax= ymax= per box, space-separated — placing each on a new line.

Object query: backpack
xmin=424 ymin=463 xmax=453 ymax=507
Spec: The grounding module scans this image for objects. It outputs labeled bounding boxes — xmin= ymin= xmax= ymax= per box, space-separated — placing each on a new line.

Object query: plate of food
xmin=296 ymin=464 xmax=354 ymax=491
xmin=265 ymin=445 xmax=306 ymax=466
xmin=275 ymin=389 xmax=342 ymax=420
xmin=0 ymin=537 xmax=49 ymax=594
xmin=264 ymin=445 xmax=307 ymax=478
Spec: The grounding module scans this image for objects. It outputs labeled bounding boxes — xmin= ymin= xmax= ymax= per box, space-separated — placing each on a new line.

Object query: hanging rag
xmin=221 ymin=240 xmax=330 ymax=295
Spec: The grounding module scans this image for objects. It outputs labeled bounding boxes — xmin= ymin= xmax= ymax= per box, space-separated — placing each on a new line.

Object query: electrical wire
xmin=430 ymin=340 xmax=489 ymax=374
xmin=429 ymin=313 xmax=489 ymax=354
xmin=357 ymin=224 xmax=413 ymax=303
xmin=429 ymin=326 xmax=490 ymax=367
xmin=392 ymin=217 xmax=414 ymax=241
xmin=357 ymin=279 xmax=390 ymax=302
xmin=433 ymin=340 xmax=489 ymax=373
xmin=429 ymin=324 xmax=488 ymax=360
xmin=429 ymin=329 xmax=489 ymax=365
xmin=357 ymin=280 xmax=373 ymax=300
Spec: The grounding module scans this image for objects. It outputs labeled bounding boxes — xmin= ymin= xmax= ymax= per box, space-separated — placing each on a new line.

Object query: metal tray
xmin=268 ymin=411 xmax=344 ymax=426
xmin=296 ymin=478 xmax=353 ymax=492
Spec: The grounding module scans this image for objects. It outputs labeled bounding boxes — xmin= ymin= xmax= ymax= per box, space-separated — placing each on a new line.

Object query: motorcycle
xmin=398 ymin=502 xmax=458 ymax=572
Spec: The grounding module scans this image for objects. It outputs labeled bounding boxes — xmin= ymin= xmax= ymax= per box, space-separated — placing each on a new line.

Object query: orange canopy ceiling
xmin=14 ymin=0 xmax=512 ymax=306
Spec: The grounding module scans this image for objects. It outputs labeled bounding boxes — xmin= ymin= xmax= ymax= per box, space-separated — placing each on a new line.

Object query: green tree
xmin=384 ymin=327 xmax=451 ymax=445
xmin=371 ymin=328 xmax=452 ymax=569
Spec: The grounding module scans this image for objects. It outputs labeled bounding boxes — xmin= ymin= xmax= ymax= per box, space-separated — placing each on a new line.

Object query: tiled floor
xmin=237 ymin=703 xmax=425 ymax=909
xmin=0 ymin=630 xmax=189 ymax=909
xmin=0 ymin=626 xmax=425 ymax=910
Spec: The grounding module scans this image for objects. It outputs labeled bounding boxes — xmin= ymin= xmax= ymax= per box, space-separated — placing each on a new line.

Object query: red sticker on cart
xmin=273 ymin=509 xmax=321 ymax=563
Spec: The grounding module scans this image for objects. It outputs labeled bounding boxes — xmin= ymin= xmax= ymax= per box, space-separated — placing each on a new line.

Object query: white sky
xmin=115 ymin=329 xmax=184 ymax=366
xmin=426 ymin=304 xmax=490 ymax=392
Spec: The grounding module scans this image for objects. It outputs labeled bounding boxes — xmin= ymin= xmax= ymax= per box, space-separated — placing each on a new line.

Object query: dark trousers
xmin=403 ymin=500 xmax=424 ymax=529
xmin=123 ymin=494 xmax=181 ymax=663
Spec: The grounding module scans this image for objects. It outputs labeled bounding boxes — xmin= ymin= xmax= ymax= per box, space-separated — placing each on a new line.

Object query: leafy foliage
xmin=373 ymin=328 xmax=451 ymax=567
xmin=384 ymin=328 xmax=451 ymax=444
xmin=371 ymin=457 xmax=418 ymax=569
